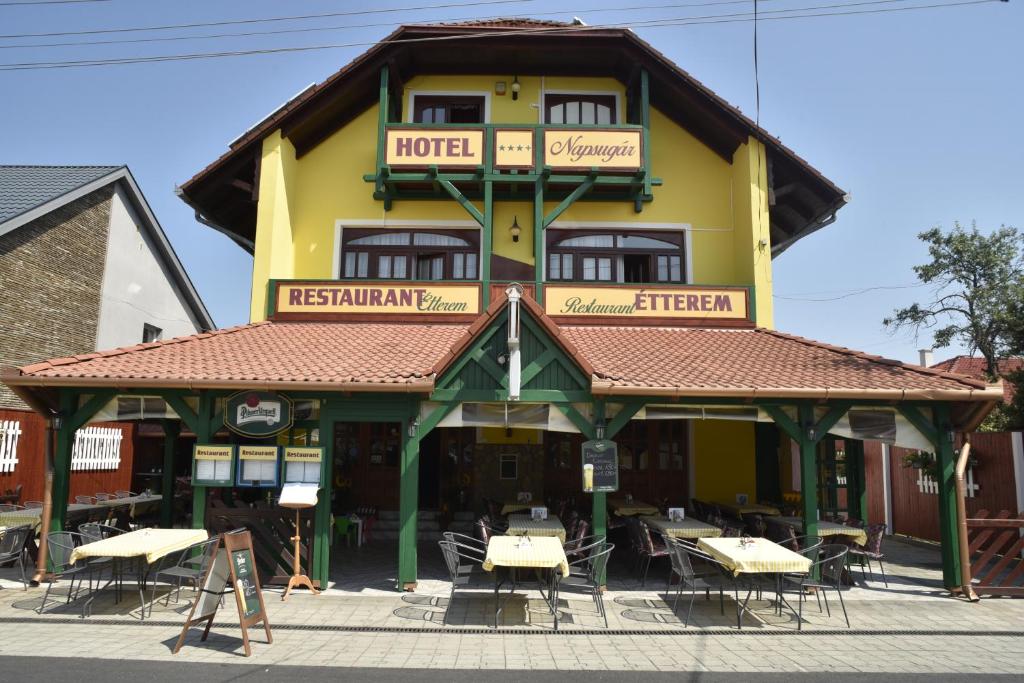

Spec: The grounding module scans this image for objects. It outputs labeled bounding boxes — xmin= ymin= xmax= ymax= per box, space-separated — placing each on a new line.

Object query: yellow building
xmin=5 ymin=20 xmax=998 ymax=593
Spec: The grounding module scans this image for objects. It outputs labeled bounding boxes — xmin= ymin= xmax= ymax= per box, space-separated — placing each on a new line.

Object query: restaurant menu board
xmin=582 ymin=439 xmax=619 ymax=493
xmin=174 ymin=531 xmax=271 ymax=658
xmin=283 ymin=446 xmax=323 ymax=485
xmin=236 ymin=445 xmax=280 ymax=488
xmin=192 ymin=445 xmax=234 ymax=486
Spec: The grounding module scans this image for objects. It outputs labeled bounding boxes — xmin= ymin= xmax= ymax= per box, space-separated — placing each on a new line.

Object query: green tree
xmin=884 ymin=221 xmax=1023 ymax=380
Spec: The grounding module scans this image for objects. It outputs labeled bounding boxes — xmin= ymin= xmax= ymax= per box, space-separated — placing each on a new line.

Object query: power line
xmin=0 ymin=1 xmax=793 ymax=50
xmin=0 ymin=0 xmax=1001 ymax=71
xmin=0 ymin=0 xmax=540 ymax=39
xmin=0 ymin=0 xmax=109 ymax=5
xmin=774 ymin=283 xmax=932 ymax=302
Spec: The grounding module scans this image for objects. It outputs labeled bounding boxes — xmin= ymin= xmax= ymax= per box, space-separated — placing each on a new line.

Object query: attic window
xmin=545 ymin=94 xmax=616 ymax=125
xmin=412 ymin=95 xmax=485 ymax=124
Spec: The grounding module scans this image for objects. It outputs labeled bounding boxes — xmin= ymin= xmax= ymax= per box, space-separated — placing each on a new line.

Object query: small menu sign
xmin=582 ymin=439 xmax=619 ymax=493
xmin=283 ymin=446 xmax=323 ymax=485
xmin=192 ymin=444 xmax=234 ymax=486
xmin=236 ymin=445 xmax=280 ymax=488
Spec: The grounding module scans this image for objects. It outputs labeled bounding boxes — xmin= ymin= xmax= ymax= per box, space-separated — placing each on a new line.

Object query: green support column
xmin=846 ymin=439 xmax=866 ymax=522
xmin=50 ymin=391 xmax=78 ymax=533
xmin=590 ymin=400 xmax=606 ymax=560
xmin=533 ymin=132 xmax=546 ymax=303
xmin=932 ymin=404 xmax=962 ymax=589
xmin=191 ymin=393 xmax=216 ymax=530
xmin=312 ymin=400 xmax=334 ymax=586
xmin=482 ymin=178 xmax=493 ymax=307
xmin=160 ymin=419 xmax=180 ymax=527
xmin=797 ymin=404 xmax=820 ymax=541
xmin=398 ymin=401 xmax=421 ymax=590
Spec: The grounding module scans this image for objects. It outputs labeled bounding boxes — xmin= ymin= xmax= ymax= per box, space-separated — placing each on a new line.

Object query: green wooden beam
xmin=162 ymin=393 xmax=200 ymax=435
xmin=520 ymin=349 xmax=556 ymax=386
xmin=69 ymin=390 xmax=116 ymax=431
xmin=312 ymin=399 xmax=334 ymax=585
xmin=591 ymin=398 xmax=608 ymax=585
xmin=846 ymin=438 xmax=866 ymax=522
xmin=160 ymin=419 xmax=180 ymax=527
xmin=898 ymin=405 xmax=940 ymax=449
xmin=50 ymin=389 xmax=78 ymax=533
xmin=604 ymin=400 xmax=645 ymax=439
xmin=640 ymin=68 xmax=652 ymax=204
xmin=542 ymin=174 xmax=596 ymax=228
xmin=482 ymin=175 xmax=493 ymax=308
xmin=437 ymin=178 xmax=484 ymax=225
xmin=797 ymin=403 xmax=819 ymax=541
xmin=191 ymin=393 xmax=216 ymax=531
xmin=762 ymin=404 xmax=800 ymax=442
xmin=811 ymin=403 xmax=851 ymax=442
xmin=553 ymin=403 xmax=595 ymax=439
xmin=375 ymin=65 xmax=389 ymax=201
xmin=932 ymin=403 xmax=961 ymax=589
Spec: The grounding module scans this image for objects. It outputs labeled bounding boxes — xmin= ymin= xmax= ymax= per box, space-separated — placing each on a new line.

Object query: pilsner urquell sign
xmin=225 ymin=391 xmax=294 ymax=438
xmin=274 ymin=281 xmax=481 ymax=318
xmin=544 ymin=285 xmax=749 ymax=321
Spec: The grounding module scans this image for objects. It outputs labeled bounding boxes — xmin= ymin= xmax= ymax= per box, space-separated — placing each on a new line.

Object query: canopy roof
xmin=179 ymin=19 xmax=846 ymax=256
xmin=2 ymin=293 xmax=999 ymax=430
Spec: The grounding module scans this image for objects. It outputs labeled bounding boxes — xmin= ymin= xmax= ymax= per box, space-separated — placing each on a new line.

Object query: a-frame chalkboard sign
xmin=173 ymin=529 xmax=272 ymax=657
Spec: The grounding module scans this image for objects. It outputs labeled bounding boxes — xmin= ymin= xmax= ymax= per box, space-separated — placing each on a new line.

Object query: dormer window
xmin=544 ymin=94 xmax=617 ymax=125
xmin=340 ymin=229 xmax=479 ymax=281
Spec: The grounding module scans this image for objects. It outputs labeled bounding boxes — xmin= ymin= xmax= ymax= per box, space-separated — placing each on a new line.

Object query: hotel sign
xmin=385 ymin=128 xmax=484 ymax=168
xmin=544 ymin=285 xmax=749 ymax=322
xmin=544 ymin=129 xmax=642 ymax=171
xmin=273 ymin=281 xmax=481 ymax=319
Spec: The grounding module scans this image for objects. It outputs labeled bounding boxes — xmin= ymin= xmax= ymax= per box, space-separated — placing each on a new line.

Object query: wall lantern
xmin=511 ymin=76 xmax=520 ymax=101
xmin=509 ymin=216 xmax=521 ymax=243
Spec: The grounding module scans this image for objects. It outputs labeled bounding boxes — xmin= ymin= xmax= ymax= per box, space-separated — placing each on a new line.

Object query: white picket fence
xmin=71 ymin=426 xmax=123 ymax=471
xmin=0 ymin=420 xmax=22 ymax=473
xmin=917 ymin=468 xmax=980 ymax=498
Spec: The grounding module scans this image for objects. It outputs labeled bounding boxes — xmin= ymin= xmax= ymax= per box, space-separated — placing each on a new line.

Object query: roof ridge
xmin=18 ymin=321 xmax=268 ymax=374
xmin=754 ymin=328 xmax=992 ymax=390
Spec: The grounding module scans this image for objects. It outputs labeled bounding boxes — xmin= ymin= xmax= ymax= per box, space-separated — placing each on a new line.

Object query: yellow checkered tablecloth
xmin=641 ymin=516 xmax=723 ymax=540
xmin=0 ymin=503 xmax=99 ymax=529
xmin=716 ymin=502 xmax=782 ymax=517
xmin=505 ymin=514 xmax=567 ymax=543
xmin=772 ymin=517 xmax=867 ymax=546
xmin=483 ymin=536 xmax=570 ymax=577
xmin=608 ymin=498 xmax=660 ymax=516
xmin=698 ymin=537 xmax=811 ymax=576
xmin=69 ymin=528 xmax=208 ymax=565
xmin=500 ymin=503 xmax=534 ymax=516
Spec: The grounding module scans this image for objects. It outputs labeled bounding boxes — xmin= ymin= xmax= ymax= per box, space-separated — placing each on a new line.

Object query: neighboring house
xmin=0 ymin=165 xmax=214 ymax=501
xmin=929 ymin=355 xmax=1022 ymax=404
xmin=0 ymin=165 xmax=214 ymax=409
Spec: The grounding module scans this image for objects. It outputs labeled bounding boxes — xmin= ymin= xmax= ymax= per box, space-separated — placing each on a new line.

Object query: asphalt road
xmin=1 ymin=657 xmax=1019 ymax=682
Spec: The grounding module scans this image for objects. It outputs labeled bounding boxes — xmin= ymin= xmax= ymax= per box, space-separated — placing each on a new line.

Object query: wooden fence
xmin=962 ymin=510 xmax=1024 ymax=597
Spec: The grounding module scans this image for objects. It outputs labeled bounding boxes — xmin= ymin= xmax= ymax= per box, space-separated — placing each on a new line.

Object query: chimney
xmin=918 ymin=349 xmax=934 ymax=367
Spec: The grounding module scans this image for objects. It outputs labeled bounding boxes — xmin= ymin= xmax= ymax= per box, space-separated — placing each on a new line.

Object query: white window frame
xmin=499 ymin=453 xmax=518 ymax=480
xmin=543 ymin=221 xmax=693 ymax=284
xmin=406 ymin=90 xmax=492 ymax=124
xmin=539 ymin=90 xmax=623 ymax=125
xmin=333 ymin=220 xmax=482 ymax=280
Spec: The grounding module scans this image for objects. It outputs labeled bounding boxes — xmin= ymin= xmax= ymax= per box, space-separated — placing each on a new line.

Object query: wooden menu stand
xmin=282 ymin=506 xmax=319 ymax=600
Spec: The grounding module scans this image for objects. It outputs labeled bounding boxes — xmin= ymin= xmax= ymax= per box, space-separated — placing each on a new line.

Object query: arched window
xmin=341 ymin=229 xmax=479 ymax=281
xmin=546 ymin=230 xmax=685 ymax=284
xmin=544 ymin=94 xmax=616 ymax=125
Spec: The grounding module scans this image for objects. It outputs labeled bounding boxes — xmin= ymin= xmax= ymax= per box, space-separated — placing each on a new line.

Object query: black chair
xmin=148 ymin=537 xmax=219 ymax=617
xmin=0 ymin=525 xmax=32 ymax=590
xmin=40 ymin=531 xmax=92 ymax=617
xmin=437 ymin=539 xmax=486 ymax=626
xmin=783 ymin=543 xmax=850 ymax=629
xmin=559 ymin=541 xmax=614 ymax=628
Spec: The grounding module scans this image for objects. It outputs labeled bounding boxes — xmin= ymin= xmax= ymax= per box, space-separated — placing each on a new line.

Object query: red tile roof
xmin=930 ymin=355 xmax=1022 ymax=403
xmin=10 ymin=321 xmax=469 ymax=391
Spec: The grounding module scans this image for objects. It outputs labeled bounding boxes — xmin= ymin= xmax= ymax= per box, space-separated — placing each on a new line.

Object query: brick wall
xmin=0 ymin=187 xmax=113 ymax=409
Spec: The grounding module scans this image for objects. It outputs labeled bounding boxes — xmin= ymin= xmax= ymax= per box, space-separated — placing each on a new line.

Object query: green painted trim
xmin=898 ymin=405 xmax=940 ymax=448
xmin=797 ymin=404 xmax=819 ymax=541
xmin=846 ymin=439 xmax=866 ymax=522
xmin=542 ymin=174 xmax=596 ymax=228
xmin=470 ymin=347 xmax=508 ymax=386
xmin=519 ymin=315 xmax=590 ymax=389
xmin=162 ymin=393 xmax=200 ymax=434
xmin=762 ymin=404 xmax=800 ymax=442
xmin=553 ymin=403 xmax=594 ymax=439
xmin=434 ymin=314 xmax=505 ymax=391
xmin=604 ymin=400 xmax=644 ymax=439
xmin=437 ymin=178 xmax=484 ymax=225
xmin=418 ymin=401 xmax=460 ymax=435
xmin=366 ymin=172 xmax=660 ymax=187
xmin=520 ymin=349 xmax=556 ymax=386
xmin=932 ymin=403 xmax=961 ymax=588
xmin=191 ymin=393 xmax=216 ymax=530
xmin=592 ymin=399 xmax=608 ymax=585
xmin=70 ymin=390 xmax=116 ymax=431
xmin=313 ymin=399 xmax=334 ymax=584
xmin=482 ymin=173 xmax=493 ymax=308
xmin=376 ymin=65 xmax=389 ymax=200
xmin=160 ymin=419 xmax=180 ymax=527
xmin=50 ymin=390 xmax=78 ymax=533
xmin=640 ymin=69 xmax=652 ymax=201
xmin=812 ymin=403 xmax=851 ymax=442
xmin=429 ymin=388 xmax=592 ymax=403
xmin=398 ymin=398 xmax=420 ymax=589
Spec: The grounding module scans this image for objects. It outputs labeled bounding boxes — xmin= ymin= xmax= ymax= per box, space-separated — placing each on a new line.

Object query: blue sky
xmin=2 ymin=0 xmax=1020 ymax=364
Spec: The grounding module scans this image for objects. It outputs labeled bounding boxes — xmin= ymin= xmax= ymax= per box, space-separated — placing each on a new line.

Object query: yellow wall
xmin=249 ymin=73 xmax=776 ymax=324
xmin=692 ymin=420 xmax=757 ymax=503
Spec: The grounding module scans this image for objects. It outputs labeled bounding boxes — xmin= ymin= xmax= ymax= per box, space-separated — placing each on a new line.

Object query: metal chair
xmin=437 ymin=539 xmax=486 ymax=626
xmin=848 ymin=523 xmax=888 ymax=586
xmin=0 ymin=525 xmax=32 ymax=590
xmin=559 ymin=541 xmax=614 ymax=628
xmin=442 ymin=531 xmax=486 ymax=554
xmin=148 ymin=537 xmax=219 ymax=617
xmin=636 ymin=520 xmax=670 ymax=587
xmin=40 ymin=531 xmax=92 ymax=617
xmin=94 ymin=493 xmax=113 ymax=502
xmin=22 ymin=500 xmax=43 ymax=509
xmin=115 ymin=490 xmax=137 ymax=499
xmin=664 ymin=538 xmax=724 ymax=626
xmin=74 ymin=495 xmax=96 ymax=505
xmin=783 ymin=543 xmax=851 ymax=629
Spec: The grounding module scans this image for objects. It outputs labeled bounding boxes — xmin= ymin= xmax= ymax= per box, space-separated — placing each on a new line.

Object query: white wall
xmin=94 ymin=184 xmax=203 ymax=349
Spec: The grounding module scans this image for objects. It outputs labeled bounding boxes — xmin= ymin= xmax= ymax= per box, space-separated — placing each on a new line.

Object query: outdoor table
xmin=0 ymin=503 xmax=100 ymax=529
xmin=607 ymin=498 xmax=659 ymax=516
xmin=641 ymin=515 xmax=723 ymax=539
xmin=95 ymin=493 xmax=161 ymax=520
xmin=697 ymin=537 xmax=811 ymax=628
xmin=506 ymin=514 xmax=566 ymax=543
xmin=69 ymin=527 xmax=208 ymax=620
xmin=483 ymin=536 xmax=569 ymax=629
xmin=500 ymin=502 xmax=533 ymax=515
xmin=770 ymin=516 xmax=867 ymax=546
xmin=716 ymin=501 xmax=782 ymax=517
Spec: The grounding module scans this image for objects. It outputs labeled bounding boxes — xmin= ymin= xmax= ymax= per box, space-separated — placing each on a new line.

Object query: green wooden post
xmin=589 ymin=401 xmax=606 ymax=582
xmin=932 ymin=403 xmax=962 ymax=589
xmin=533 ymin=133 xmax=546 ymax=303
xmin=191 ymin=393 xmax=215 ymax=531
xmin=639 ymin=68 xmax=652 ymax=205
xmin=797 ymin=404 xmax=820 ymax=541
xmin=398 ymin=400 xmax=420 ymax=590
xmin=160 ymin=419 xmax=180 ymax=527
xmin=50 ymin=390 xmax=78 ymax=533
xmin=846 ymin=439 xmax=866 ymax=522
xmin=482 ymin=176 xmax=493 ymax=307
xmin=375 ymin=65 xmax=389 ymax=200
xmin=312 ymin=399 xmax=334 ymax=586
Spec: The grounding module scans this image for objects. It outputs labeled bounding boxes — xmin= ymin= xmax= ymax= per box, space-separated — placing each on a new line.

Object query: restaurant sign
xmin=544 ymin=285 xmax=749 ymax=322
xmin=224 ymin=391 xmax=294 ymax=437
xmin=273 ymin=281 xmax=481 ymax=319
xmin=385 ymin=128 xmax=484 ymax=168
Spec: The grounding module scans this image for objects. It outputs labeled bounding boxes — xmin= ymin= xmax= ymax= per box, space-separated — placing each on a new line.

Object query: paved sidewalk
xmin=0 ymin=537 xmax=1021 ymax=674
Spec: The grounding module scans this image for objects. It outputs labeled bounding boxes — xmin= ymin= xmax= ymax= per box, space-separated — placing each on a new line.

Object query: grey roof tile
xmin=0 ymin=165 xmax=123 ymax=225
